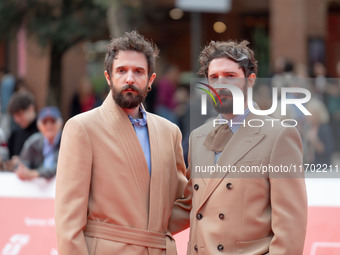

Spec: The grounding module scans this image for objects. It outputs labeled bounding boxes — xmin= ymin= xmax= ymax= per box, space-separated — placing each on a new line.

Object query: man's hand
xmin=14 ymin=162 xmax=39 ymax=180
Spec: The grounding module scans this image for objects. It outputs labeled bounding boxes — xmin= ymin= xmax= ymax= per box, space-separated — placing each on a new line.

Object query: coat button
xmin=226 ymin=182 xmax=233 ymax=190
xmin=219 ymin=213 xmax=225 ymax=220
xmin=196 ymin=213 xmax=203 ymax=220
xmin=194 ymin=184 xmax=199 ymax=190
xmin=194 ymin=244 xmax=198 ymax=251
xmin=217 ymin=244 xmax=224 ymax=251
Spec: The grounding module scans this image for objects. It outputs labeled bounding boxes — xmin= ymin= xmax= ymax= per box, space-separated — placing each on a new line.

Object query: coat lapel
xmin=197 ymin=114 xmax=264 ymax=211
xmin=145 ymin=113 xmax=164 ymax=231
xmin=189 ymin=122 xmax=216 ymax=187
xmin=101 ymin=92 xmax=150 ymax=213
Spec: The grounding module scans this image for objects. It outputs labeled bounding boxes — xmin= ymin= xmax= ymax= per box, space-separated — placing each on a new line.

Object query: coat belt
xmin=84 ymin=220 xmax=177 ymax=255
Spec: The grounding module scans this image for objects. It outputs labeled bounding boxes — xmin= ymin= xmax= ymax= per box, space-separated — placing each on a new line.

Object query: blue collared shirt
xmin=43 ymin=132 xmax=61 ymax=169
xmin=128 ymin=107 xmax=151 ymax=176
xmin=215 ymin=107 xmax=251 ymax=163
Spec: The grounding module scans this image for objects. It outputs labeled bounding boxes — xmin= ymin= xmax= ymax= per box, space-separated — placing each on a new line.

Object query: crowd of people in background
xmin=268 ymin=58 xmax=340 ymax=166
xmin=149 ymin=59 xmax=340 ymax=168
xmin=0 ymin=70 xmax=100 ymax=181
xmin=0 ymin=57 xmax=339 ymax=180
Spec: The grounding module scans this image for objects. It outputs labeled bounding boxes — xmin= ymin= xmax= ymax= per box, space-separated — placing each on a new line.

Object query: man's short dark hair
xmin=198 ymin=40 xmax=258 ymax=78
xmin=7 ymin=91 xmax=35 ymax=115
xmin=104 ymin=30 xmax=159 ymax=78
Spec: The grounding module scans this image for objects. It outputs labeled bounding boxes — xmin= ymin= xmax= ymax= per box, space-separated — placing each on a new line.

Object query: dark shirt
xmin=8 ymin=118 xmax=39 ymax=157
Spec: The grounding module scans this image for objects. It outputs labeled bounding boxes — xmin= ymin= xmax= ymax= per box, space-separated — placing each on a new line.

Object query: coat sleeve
xmin=269 ymin=127 xmax=307 ymax=254
xmin=55 ymin=118 xmax=92 ymax=255
xmin=168 ymin=128 xmax=192 ymax=235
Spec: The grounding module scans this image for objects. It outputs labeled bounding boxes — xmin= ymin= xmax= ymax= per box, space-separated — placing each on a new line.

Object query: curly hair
xmin=198 ymin=40 xmax=258 ymax=78
xmin=104 ymin=31 xmax=159 ymax=78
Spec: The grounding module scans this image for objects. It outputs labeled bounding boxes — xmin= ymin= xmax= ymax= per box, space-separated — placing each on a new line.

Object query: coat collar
xmin=145 ymin=113 xmax=167 ymax=231
xmin=101 ymin=92 xmax=151 ymax=211
xmin=100 ymin=92 xmax=167 ymax=231
xmin=193 ymin=113 xmax=264 ymax=211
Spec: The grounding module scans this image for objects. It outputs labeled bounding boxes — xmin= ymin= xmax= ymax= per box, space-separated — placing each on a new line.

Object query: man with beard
xmin=55 ymin=31 xmax=189 ymax=255
xmin=180 ymin=40 xmax=307 ymax=254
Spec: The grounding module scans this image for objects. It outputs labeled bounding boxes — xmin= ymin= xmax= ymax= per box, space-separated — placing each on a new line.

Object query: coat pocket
xmin=236 ymin=236 xmax=271 ymax=254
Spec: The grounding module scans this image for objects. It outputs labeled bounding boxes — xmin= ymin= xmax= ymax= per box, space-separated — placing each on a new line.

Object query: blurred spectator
xmin=0 ymin=68 xmax=16 ymax=139
xmin=302 ymin=98 xmax=334 ymax=165
xmin=271 ymin=76 xmax=308 ymax=128
xmin=11 ymin=106 xmax=63 ymax=180
xmin=253 ymin=81 xmax=272 ymax=111
xmin=154 ymin=64 xmax=181 ymax=124
xmin=174 ymin=85 xmax=190 ymax=136
xmin=6 ymin=91 xmax=38 ymax=158
xmin=294 ymin=63 xmax=309 ymax=78
xmin=293 ymin=63 xmax=312 ymax=93
xmin=272 ymin=56 xmax=286 ymax=76
xmin=271 ymin=57 xmax=295 ymax=98
xmin=0 ymin=67 xmax=15 ymax=114
xmin=325 ymin=61 xmax=340 ymax=152
xmin=70 ymin=76 xmax=100 ymax=117
xmin=13 ymin=78 xmax=30 ymax=93
xmin=0 ymin=128 xmax=9 ymax=165
xmin=312 ymin=61 xmax=328 ymax=102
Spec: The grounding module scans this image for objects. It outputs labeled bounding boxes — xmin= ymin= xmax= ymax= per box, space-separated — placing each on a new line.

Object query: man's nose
xmin=218 ymin=77 xmax=230 ymax=84
xmin=126 ymin=71 xmax=135 ymax=85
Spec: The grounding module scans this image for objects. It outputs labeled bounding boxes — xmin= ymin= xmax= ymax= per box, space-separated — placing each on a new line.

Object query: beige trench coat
xmin=55 ymin=92 xmax=189 ymax=255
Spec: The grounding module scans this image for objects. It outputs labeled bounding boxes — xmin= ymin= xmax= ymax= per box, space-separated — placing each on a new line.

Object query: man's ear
xmin=104 ymin=71 xmax=111 ymax=86
xmin=148 ymin=73 xmax=156 ymax=87
xmin=248 ymin=73 xmax=256 ymax=87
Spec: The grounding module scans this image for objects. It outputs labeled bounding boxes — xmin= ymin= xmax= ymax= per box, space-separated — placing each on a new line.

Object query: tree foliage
xmin=1 ymin=0 xmax=107 ymax=53
xmin=0 ymin=0 xmax=108 ymax=105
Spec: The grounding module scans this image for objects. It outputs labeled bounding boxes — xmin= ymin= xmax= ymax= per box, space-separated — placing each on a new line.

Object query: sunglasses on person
xmin=41 ymin=118 xmax=57 ymax=125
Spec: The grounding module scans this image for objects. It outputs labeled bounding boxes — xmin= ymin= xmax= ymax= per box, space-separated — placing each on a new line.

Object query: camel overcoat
xmin=186 ymin=113 xmax=307 ymax=254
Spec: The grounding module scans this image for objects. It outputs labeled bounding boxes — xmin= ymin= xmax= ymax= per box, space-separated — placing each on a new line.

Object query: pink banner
xmin=0 ymin=173 xmax=339 ymax=254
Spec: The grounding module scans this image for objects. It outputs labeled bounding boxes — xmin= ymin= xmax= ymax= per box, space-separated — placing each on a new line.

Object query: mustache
xmin=121 ymin=84 xmax=140 ymax=92
xmin=215 ymin=89 xmax=232 ymax=97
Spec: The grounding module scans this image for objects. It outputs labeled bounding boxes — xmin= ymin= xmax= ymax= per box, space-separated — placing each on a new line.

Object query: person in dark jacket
xmin=7 ymin=91 xmax=38 ymax=158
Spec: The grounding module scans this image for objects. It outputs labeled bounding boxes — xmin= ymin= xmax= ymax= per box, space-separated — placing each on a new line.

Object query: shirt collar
xmin=43 ymin=132 xmax=61 ymax=154
xmin=128 ymin=106 xmax=147 ymax=127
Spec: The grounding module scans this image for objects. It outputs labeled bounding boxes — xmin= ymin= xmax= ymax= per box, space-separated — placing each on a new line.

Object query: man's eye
xmin=209 ymin=77 xmax=218 ymax=84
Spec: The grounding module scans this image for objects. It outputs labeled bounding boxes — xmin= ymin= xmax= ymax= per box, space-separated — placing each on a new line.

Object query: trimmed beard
xmin=111 ymin=84 xmax=148 ymax=109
